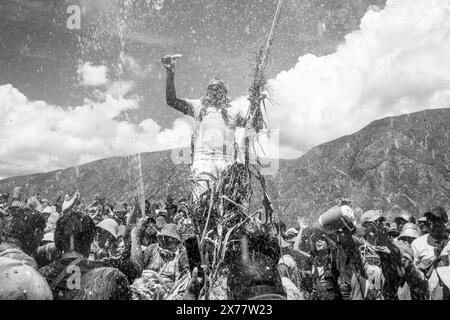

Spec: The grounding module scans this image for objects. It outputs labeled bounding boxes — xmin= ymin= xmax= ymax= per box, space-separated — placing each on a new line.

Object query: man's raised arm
xmin=162 ymin=55 xmax=194 ymax=117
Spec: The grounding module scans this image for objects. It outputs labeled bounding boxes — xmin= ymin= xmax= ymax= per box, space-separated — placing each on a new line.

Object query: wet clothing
xmin=39 ymin=258 xmax=103 ymax=300
xmin=186 ymin=99 xmax=246 ymax=199
xmin=142 ymin=243 xmax=189 ymax=279
xmin=0 ymin=241 xmax=38 ymax=269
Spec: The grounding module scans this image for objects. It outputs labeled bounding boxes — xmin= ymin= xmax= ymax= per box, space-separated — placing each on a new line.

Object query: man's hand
xmin=297 ymin=217 xmax=308 ymax=229
xmin=162 ymin=55 xmax=175 ymax=72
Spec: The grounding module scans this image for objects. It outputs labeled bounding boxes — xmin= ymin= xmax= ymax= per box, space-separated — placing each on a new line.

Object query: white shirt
xmin=187 ymin=99 xmax=246 ymax=162
xmin=411 ymin=234 xmax=450 ymax=265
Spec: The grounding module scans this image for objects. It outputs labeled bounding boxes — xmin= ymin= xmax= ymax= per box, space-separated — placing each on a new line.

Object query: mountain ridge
xmin=1 ymin=108 xmax=449 ymax=225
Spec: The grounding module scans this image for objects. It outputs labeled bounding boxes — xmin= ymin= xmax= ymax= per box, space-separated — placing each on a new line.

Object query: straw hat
xmin=157 ymin=223 xmax=181 ymax=242
xmin=360 ymin=210 xmax=383 ymax=224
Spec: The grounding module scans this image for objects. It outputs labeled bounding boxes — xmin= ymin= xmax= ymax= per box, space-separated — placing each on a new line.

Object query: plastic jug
xmin=318 ymin=205 xmax=355 ymax=234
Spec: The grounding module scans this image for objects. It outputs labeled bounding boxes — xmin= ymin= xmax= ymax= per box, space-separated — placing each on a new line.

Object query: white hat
xmin=96 ymin=218 xmax=119 ymax=239
xmin=42 ymin=232 xmax=54 ymax=243
xmin=42 ymin=206 xmax=56 ymax=214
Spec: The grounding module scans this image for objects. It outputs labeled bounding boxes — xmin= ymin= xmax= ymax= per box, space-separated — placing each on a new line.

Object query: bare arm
xmin=293 ymin=217 xmax=311 ymax=258
xmin=163 ymin=56 xmax=194 ymax=117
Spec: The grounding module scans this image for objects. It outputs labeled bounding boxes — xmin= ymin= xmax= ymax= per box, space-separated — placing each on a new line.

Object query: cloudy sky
xmin=0 ymin=0 xmax=449 ymax=178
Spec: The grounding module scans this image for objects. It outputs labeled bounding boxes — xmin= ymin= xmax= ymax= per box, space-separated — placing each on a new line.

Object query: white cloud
xmin=0 ymin=78 xmax=192 ymax=176
xmin=2 ymin=0 xmax=450 ymax=178
xmin=264 ymin=0 xmax=450 ymax=158
xmin=77 ymin=62 xmax=109 ymax=87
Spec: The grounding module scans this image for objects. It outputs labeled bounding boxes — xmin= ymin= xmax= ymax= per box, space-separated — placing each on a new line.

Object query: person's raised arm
xmin=162 ymin=55 xmax=194 ymax=117
xmin=293 ymin=217 xmax=311 ymax=258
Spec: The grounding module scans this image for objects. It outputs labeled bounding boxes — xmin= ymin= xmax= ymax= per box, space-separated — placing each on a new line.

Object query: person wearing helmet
xmin=0 ymin=257 xmax=52 ymax=300
xmin=0 ymin=207 xmax=46 ymax=269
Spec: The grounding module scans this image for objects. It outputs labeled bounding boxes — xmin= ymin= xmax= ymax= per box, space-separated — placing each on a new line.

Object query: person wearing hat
xmin=417 ymin=215 xmax=429 ymax=235
xmin=134 ymin=223 xmax=188 ymax=280
xmin=0 ymin=257 xmax=53 ymax=300
xmin=411 ymin=206 xmax=450 ymax=281
xmin=92 ymin=218 xmax=119 ymax=261
xmin=307 ymin=229 xmax=342 ymax=300
xmin=359 ymin=210 xmax=386 ymax=246
xmin=397 ymin=223 xmax=421 ymax=245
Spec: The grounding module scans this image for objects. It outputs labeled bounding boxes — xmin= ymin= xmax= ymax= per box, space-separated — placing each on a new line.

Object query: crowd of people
xmin=0 ymin=186 xmax=449 ymax=300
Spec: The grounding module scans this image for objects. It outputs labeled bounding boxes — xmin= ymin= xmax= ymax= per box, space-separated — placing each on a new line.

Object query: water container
xmin=318 ymin=205 xmax=355 ymax=234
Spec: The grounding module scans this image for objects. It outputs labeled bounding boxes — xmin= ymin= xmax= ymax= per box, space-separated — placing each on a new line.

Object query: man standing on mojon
xmin=162 ymin=55 xmax=248 ymax=201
